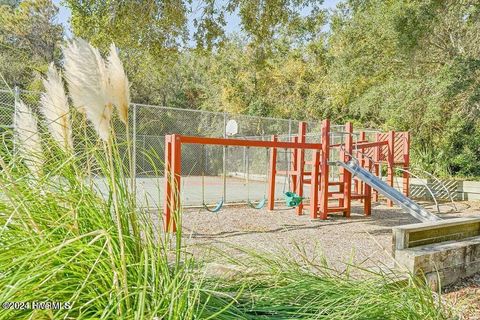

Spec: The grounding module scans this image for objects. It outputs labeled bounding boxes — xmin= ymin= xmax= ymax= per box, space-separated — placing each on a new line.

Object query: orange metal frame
xmin=163 ymin=119 xmax=410 ymax=232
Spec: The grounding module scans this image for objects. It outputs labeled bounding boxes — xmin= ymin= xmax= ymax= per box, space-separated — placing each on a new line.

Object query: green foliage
xmin=65 ymin=0 xmax=189 ymax=53
xmin=207 ymin=248 xmax=450 ymax=319
xmin=0 ymin=0 xmax=63 ymax=89
xmin=325 ymin=0 xmax=480 ymax=177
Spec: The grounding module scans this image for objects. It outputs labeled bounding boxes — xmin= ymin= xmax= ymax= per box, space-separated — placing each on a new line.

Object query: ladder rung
xmin=327 ymin=206 xmax=347 ymax=213
xmin=277 ymin=170 xmax=299 ymax=175
xmin=328 ymin=182 xmax=343 ymax=186
xmin=351 ymin=193 xmax=368 ymax=199
xmin=329 ymin=193 xmax=344 ymax=199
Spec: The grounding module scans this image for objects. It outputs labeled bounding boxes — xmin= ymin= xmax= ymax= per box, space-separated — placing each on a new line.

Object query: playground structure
xmin=163 ymin=119 xmax=443 ymax=231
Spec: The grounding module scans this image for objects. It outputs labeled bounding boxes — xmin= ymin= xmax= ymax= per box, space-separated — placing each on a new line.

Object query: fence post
xmin=132 ymin=104 xmax=137 ymax=197
xmin=288 ymin=119 xmax=292 ymax=140
xmin=13 ymin=86 xmax=20 ymax=154
xmin=13 ymin=86 xmax=20 ymax=105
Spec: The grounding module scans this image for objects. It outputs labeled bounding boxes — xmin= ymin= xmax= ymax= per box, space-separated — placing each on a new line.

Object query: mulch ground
xmin=443 ymin=273 xmax=480 ymax=319
xmin=176 ymin=199 xmax=480 ymax=318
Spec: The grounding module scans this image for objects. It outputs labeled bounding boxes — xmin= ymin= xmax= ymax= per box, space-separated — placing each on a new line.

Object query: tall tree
xmin=65 ymin=0 xmax=189 ymax=54
xmin=0 ymin=0 xmax=63 ymax=88
xmin=327 ymin=0 xmax=480 ymax=176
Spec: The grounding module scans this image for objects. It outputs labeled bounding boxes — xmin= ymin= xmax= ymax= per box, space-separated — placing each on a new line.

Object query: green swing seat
xmin=284 ymin=191 xmax=303 ymax=207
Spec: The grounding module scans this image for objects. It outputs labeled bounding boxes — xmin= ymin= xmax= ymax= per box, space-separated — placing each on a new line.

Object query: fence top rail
xmin=2 ymin=88 xmax=386 ymax=135
xmin=133 ymin=103 xmax=297 ymax=123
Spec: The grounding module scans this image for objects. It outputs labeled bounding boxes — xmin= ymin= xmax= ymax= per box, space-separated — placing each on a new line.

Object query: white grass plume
xmin=40 ymin=63 xmax=72 ymax=151
xmin=63 ymin=39 xmax=112 ymax=141
xmin=14 ymin=100 xmax=43 ymax=177
xmin=93 ymin=45 xmax=113 ymax=107
xmin=107 ymin=44 xmax=130 ymax=124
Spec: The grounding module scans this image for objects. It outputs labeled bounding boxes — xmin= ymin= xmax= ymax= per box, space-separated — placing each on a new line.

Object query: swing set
xmin=163 ymin=134 xmax=324 ymax=231
xmin=200 ymin=145 xmax=224 ymax=213
xmin=200 ymin=145 xmax=273 ymax=212
xmin=245 ymin=147 xmax=269 ymax=209
xmin=163 ymin=119 xmax=412 ymax=232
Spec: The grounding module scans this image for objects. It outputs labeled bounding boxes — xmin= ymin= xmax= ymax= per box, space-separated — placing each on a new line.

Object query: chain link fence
xmin=1 ymin=87 xmax=458 ymax=209
xmin=1 ymin=87 xmax=324 ymax=207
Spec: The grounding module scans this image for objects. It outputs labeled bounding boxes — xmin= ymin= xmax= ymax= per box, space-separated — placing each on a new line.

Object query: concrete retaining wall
xmin=393 ymin=218 xmax=480 ymax=290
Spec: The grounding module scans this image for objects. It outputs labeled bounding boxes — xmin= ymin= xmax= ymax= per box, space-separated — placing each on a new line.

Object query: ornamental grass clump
xmin=205 ymin=248 xmax=452 ymax=320
xmin=40 ymin=63 xmax=72 ymax=152
xmin=13 ymin=100 xmax=42 ymax=177
xmin=0 ymin=39 xmax=231 ymax=319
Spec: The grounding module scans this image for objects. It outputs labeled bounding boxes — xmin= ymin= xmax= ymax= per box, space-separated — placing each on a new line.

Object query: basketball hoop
xmin=225 ymin=119 xmax=238 ymax=136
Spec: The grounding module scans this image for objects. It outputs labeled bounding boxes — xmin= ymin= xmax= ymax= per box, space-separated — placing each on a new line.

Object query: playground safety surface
xmin=179 ymin=200 xmax=480 ymax=319
xmin=181 ymin=200 xmax=479 ymax=269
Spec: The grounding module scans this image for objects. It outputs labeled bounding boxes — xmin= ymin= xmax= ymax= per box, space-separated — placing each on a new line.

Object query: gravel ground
xmin=181 ymin=200 xmax=480 ymax=269
xmin=444 ymin=273 xmax=480 ymax=320
xmin=179 ymin=199 xmax=480 ymax=318
xmin=443 ymin=273 xmax=480 ymax=320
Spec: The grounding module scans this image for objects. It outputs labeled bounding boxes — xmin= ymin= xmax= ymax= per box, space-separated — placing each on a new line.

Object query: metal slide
xmin=335 ymin=160 xmax=442 ymax=222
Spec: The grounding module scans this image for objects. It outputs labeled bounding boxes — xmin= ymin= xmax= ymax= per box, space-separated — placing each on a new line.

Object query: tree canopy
xmin=0 ymin=0 xmax=63 ymax=89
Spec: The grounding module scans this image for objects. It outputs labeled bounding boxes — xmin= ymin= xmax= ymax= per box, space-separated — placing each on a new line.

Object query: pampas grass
xmin=63 ymin=39 xmax=135 ymax=307
xmin=40 ymin=63 xmax=72 ymax=151
xmin=107 ymin=43 xmax=129 ymax=125
xmin=14 ymin=100 xmax=42 ymax=176
xmin=106 ymin=43 xmax=136 ymax=198
xmin=63 ymin=39 xmax=112 ymax=141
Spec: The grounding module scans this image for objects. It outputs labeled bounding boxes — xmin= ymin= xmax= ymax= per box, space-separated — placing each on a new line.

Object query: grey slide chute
xmin=335 ymin=160 xmax=441 ymax=222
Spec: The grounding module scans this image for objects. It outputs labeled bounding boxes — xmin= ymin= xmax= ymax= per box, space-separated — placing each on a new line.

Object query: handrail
xmin=394 ymin=167 xmax=441 ymax=213
xmin=409 ymin=167 xmax=458 ymax=212
xmin=353 ymin=148 xmax=441 ymax=213
xmin=352 ymin=148 xmax=376 ymax=173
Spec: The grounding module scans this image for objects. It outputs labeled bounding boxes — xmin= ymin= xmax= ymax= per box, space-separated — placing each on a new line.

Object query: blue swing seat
xmin=247 ymin=197 xmax=267 ymax=209
xmin=203 ymin=199 xmax=224 ymax=213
